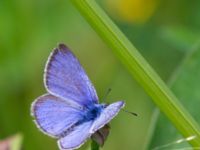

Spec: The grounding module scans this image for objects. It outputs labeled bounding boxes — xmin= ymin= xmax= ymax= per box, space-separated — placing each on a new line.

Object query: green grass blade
xmin=149 ymin=43 xmax=200 ymax=149
xmin=91 ymin=140 xmax=99 ymax=150
xmin=70 ymin=0 xmax=200 ymax=147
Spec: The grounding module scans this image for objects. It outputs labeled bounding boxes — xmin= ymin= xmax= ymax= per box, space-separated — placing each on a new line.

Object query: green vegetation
xmin=0 ymin=0 xmax=200 ymax=150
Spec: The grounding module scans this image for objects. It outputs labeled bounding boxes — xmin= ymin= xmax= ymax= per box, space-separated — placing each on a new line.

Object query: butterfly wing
xmin=58 ymin=121 xmax=93 ymax=150
xmin=90 ymin=101 xmax=125 ymax=133
xmin=57 ymin=102 xmax=124 ymax=150
xmin=31 ymin=94 xmax=83 ymax=138
xmin=44 ymin=44 xmax=98 ymax=107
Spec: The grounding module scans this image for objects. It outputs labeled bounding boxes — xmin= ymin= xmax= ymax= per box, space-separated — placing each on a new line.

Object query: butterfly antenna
xmin=101 ymin=88 xmax=112 ymax=103
xmin=122 ymin=109 xmax=138 ymax=116
xmin=101 ymin=88 xmax=138 ymax=116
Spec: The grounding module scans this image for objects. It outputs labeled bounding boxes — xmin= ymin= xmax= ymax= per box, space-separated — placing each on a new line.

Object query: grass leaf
xmin=149 ymin=43 xmax=200 ymax=149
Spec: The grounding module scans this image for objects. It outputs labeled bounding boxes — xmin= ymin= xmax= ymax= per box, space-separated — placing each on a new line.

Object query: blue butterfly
xmin=31 ymin=44 xmax=125 ymax=150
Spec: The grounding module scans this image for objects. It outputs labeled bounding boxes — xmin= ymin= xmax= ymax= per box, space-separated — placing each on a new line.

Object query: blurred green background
xmin=0 ymin=0 xmax=200 ymax=150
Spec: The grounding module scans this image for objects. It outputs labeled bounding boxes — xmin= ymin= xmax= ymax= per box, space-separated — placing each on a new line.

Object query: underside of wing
xmin=58 ymin=121 xmax=93 ymax=150
xmin=31 ymin=94 xmax=82 ymax=138
xmin=44 ymin=44 xmax=98 ymax=107
xmin=90 ymin=101 xmax=125 ymax=133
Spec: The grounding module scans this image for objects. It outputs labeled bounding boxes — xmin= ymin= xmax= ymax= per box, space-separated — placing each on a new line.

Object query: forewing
xmin=31 ymin=94 xmax=82 ymax=138
xmin=44 ymin=44 xmax=98 ymax=107
xmin=90 ymin=101 xmax=125 ymax=133
xmin=58 ymin=121 xmax=93 ymax=150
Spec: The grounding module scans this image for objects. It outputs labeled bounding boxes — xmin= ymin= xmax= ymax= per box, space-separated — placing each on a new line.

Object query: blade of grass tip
xmin=70 ymin=0 xmax=200 ymax=148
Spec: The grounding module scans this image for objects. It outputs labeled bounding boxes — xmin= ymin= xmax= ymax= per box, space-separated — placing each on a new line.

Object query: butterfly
xmin=31 ymin=44 xmax=125 ymax=150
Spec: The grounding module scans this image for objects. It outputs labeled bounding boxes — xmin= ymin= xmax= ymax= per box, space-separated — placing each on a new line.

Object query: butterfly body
xmin=83 ymin=104 xmax=106 ymax=121
xmin=31 ymin=44 xmax=125 ymax=150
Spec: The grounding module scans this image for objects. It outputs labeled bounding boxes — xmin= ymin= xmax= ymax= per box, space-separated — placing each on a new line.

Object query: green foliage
xmin=149 ymin=43 xmax=200 ymax=149
xmin=159 ymin=26 xmax=200 ymax=52
xmin=70 ymin=0 xmax=200 ymax=148
xmin=0 ymin=0 xmax=200 ymax=150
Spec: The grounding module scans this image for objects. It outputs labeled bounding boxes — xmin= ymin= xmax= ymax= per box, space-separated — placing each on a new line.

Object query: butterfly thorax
xmin=83 ymin=104 xmax=106 ymax=122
